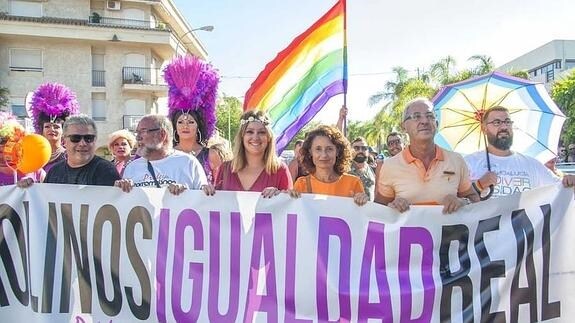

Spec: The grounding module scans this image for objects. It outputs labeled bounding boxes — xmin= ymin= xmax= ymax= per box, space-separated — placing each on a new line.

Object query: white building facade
xmin=498 ymin=39 xmax=575 ymax=90
xmin=0 ymin=0 xmax=209 ymax=148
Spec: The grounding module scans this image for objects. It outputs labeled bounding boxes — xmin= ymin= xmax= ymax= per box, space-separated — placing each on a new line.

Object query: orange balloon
xmin=17 ymin=134 xmax=51 ymax=173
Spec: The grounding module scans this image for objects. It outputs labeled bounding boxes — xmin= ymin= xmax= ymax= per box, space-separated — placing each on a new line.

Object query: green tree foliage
xmin=215 ymin=95 xmax=243 ymax=141
xmin=552 ymin=70 xmax=575 ymax=143
xmin=0 ymin=87 xmax=9 ymax=110
xmin=468 ymin=55 xmax=494 ymax=75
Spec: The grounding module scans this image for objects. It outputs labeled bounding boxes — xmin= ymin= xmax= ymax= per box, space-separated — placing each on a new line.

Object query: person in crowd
xmin=335 ymin=105 xmax=347 ymax=133
xmin=164 ymin=54 xmax=221 ymax=184
xmin=214 ymin=110 xmax=292 ymax=197
xmin=568 ymin=143 xmax=575 ymax=162
xmin=0 ymin=112 xmax=45 ymax=186
xmin=115 ymin=115 xmax=213 ymax=196
xmin=375 ymin=98 xmax=479 ymax=213
xmin=465 ymin=106 xmax=574 ymax=197
xmin=348 ymin=137 xmax=375 ymax=200
xmin=288 ymin=125 xmax=369 ymax=206
xmin=108 ymin=129 xmax=136 ymax=176
xmin=29 ymin=82 xmax=80 ymax=172
xmin=20 ymin=115 xmax=119 ymax=187
xmin=557 ymin=146 xmax=567 ymax=163
xmin=208 ymin=139 xmax=233 ymax=176
xmin=386 ymin=132 xmax=405 ymax=157
xmin=288 ymin=139 xmax=308 ymax=181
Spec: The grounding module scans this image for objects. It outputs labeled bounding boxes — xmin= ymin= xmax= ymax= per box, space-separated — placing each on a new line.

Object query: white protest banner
xmin=0 ymin=183 xmax=573 ymax=322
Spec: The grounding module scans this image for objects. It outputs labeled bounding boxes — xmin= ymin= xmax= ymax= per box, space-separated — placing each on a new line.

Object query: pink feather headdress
xmin=164 ymin=55 xmax=219 ymax=139
xmin=30 ymin=82 xmax=80 ymax=133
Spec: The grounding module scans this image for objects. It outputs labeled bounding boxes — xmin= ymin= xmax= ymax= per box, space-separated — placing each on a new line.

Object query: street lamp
xmin=176 ymin=25 xmax=214 ymax=55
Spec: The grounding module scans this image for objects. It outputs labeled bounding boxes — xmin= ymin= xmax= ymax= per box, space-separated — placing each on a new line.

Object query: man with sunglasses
xmin=465 ymin=106 xmax=575 ymax=197
xmin=42 ymin=115 xmax=120 ymax=186
xmin=375 ymin=98 xmax=479 ymax=214
xmin=348 ymin=137 xmax=375 ymax=200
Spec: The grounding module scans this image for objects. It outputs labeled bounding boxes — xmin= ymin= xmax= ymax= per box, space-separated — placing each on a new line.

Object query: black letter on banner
xmin=22 ymin=201 xmax=38 ymax=312
xmin=540 ymin=204 xmax=560 ymax=320
xmin=93 ymin=205 xmax=123 ymax=316
xmin=60 ymin=204 xmax=91 ymax=313
xmin=510 ymin=209 xmax=538 ymax=322
xmin=0 ymin=204 xmax=29 ymax=306
xmin=439 ymin=224 xmax=473 ymax=322
xmin=41 ymin=202 xmax=58 ymax=313
xmin=124 ymin=206 xmax=152 ymax=320
xmin=475 ymin=216 xmax=505 ymax=322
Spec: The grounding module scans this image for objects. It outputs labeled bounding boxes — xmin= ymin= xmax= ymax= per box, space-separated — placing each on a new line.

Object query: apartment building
xmin=497 ymin=39 xmax=575 ymax=90
xmin=0 ymin=0 xmax=209 ymax=148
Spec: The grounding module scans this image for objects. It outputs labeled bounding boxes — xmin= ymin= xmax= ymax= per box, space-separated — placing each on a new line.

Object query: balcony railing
xmin=122 ymin=67 xmax=164 ymax=85
xmin=89 ymin=14 xmax=169 ymax=30
xmin=123 ymin=115 xmax=144 ymax=131
xmin=92 ymin=70 xmax=105 ymax=87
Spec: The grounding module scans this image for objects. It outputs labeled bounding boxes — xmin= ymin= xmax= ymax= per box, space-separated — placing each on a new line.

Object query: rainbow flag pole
xmin=244 ymin=0 xmax=348 ymax=153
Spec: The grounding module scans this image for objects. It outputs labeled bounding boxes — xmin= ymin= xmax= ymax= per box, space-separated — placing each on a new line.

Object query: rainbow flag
xmin=243 ymin=0 xmax=347 ymax=152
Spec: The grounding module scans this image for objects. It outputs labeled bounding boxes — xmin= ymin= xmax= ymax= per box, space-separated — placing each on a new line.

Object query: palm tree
xmin=430 ymin=56 xmax=457 ymax=85
xmin=368 ymin=66 xmax=408 ymax=107
xmin=468 ymin=55 xmax=494 ymax=75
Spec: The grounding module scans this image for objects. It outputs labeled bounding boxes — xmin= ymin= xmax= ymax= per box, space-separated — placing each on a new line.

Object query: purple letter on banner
xmin=171 ymin=209 xmax=204 ymax=322
xmin=398 ymin=227 xmax=434 ymax=322
xmin=316 ymin=217 xmax=351 ymax=323
xmin=155 ymin=208 xmax=170 ymax=323
xmin=208 ymin=211 xmax=241 ymax=322
xmin=358 ymin=222 xmax=393 ymax=322
xmin=284 ymin=214 xmax=312 ymax=323
xmin=243 ymin=213 xmax=278 ymax=322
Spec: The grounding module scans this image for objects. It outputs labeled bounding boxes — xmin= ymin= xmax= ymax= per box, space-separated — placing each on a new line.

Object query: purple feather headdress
xmin=30 ymin=82 xmax=80 ymax=133
xmin=164 ymin=55 xmax=219 ymax=139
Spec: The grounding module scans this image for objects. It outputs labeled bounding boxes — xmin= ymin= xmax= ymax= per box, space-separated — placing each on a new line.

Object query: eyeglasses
xmin=67 ymin=134 xmax=96 ymax=143
xmin=352 ymin=145 xmax=369 ymax=152
xmin=136 ymin=128 xmax=161 ymax=136
xmin=486 ymin=119 xmax=514 ymax=127
xmin=387 ymin=139 xmax=402 ymax=146
xmin=404 ymin=112 xmax=436 ymax=122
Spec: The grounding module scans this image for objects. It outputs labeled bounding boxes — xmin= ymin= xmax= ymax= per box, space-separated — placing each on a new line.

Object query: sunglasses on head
xmin=0 ymin=137 xmax=7 ymax=145
xmin=67 ymin=134 xmax=96 ymax=143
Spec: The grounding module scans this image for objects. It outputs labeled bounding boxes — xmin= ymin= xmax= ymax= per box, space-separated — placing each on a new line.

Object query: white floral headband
xmin=240 ymin=115 xmax=270 ymax=126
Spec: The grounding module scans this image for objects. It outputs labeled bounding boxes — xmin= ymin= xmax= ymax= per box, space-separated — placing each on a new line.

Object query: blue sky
xmin=173 ymin=0 xmax=575 ymax=123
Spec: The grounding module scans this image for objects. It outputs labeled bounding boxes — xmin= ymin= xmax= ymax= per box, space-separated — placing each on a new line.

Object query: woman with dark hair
xmin=171 ymin=110 xmax=222 ymax=183
xmin=29 ymin=82 xmax=79 ymax=172
xmin=288 ymin=125 xmax=369 ymax=206
xmin=214 ymin=110 xmax=292 ymax=197
xmin=164 ymin=55 xmax=222 ymax=183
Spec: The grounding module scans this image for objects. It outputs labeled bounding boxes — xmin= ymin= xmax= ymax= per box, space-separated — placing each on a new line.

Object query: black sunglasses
xmin=67 ymin=134 xmax=96 ymax=143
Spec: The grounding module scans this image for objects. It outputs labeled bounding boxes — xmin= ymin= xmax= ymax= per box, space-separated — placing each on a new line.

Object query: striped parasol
xmin=432 ymin=71 xmax=565 ymax=164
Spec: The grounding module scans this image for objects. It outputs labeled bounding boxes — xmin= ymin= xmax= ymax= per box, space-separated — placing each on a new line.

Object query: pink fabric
xmin=0 ymin=169 xmax=44 ymax=186
xmin=215 ymin=161 xmax=293 ymax=192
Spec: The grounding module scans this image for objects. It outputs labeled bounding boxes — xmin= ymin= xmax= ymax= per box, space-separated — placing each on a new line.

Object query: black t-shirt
xmin=45 ymin=156 xmax=120 ymax=186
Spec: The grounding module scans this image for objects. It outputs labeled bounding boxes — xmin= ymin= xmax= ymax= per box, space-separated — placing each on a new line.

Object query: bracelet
xmin=471 ymin=181 xmax=481 ymax=194
xmin=476 ymin=179 xmax=484 ymax=191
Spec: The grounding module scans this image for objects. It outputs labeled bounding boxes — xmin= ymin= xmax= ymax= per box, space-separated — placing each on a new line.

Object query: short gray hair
xmin=140 ymin=114 xmax=174 ymax=150
xmin=63 ymin=114 xmax=97 ymax=136
xmin=402 ymin=97 xmax=434 ymax=121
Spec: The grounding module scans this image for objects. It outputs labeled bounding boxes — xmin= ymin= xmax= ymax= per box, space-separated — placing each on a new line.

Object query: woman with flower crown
xmin=164 ymin=55 xmax=222 ymax=184
xmin=0 ymin=112 xmax=45 ymax=186
xmin=214 ymin=110 xmax=292 ymax=197
xmin=29 ymin=82 xmax=79 ymax=172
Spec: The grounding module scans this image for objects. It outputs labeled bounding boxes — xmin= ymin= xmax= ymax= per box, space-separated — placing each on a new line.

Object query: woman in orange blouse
xmin=288 ymin=125 xmax=369 ymax=206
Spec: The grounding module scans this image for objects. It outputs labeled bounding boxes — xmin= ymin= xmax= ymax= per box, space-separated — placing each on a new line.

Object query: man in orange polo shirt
xmin=375 ymin=98 xmax=479 ymax=214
